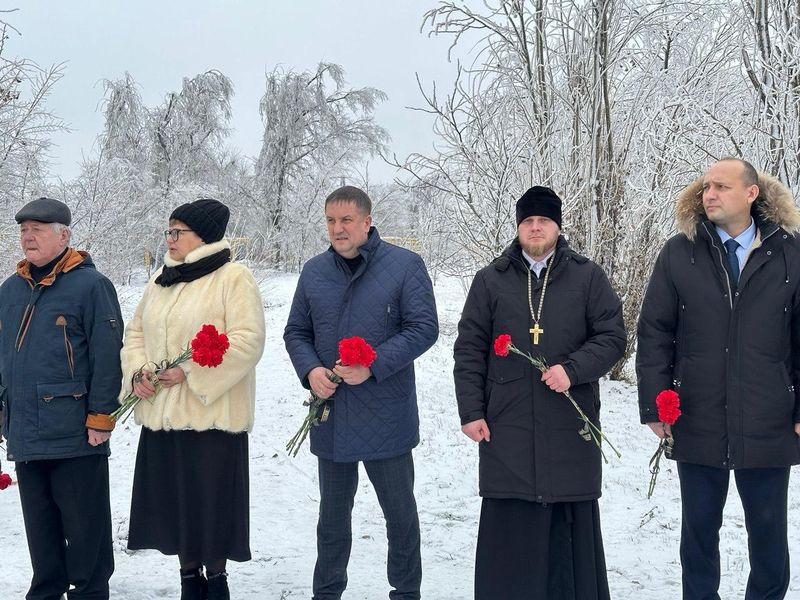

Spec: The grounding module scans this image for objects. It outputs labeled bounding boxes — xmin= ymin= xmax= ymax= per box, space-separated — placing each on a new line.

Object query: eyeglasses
xmin=164 ymin=228 xmax=193 ymax=241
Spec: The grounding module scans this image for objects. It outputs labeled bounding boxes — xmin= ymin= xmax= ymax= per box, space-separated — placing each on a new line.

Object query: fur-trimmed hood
xmin=676 ymin=172 xmax=800 ymax=239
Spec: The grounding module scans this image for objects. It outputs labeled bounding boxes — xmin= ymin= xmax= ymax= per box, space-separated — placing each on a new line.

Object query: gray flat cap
xmin=15 ymin=197 xmax=71 ymax=225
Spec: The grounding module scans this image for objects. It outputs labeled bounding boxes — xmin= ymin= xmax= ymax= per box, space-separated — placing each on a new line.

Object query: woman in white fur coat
xmin=120 ymin=198 xmax=265 ymax=600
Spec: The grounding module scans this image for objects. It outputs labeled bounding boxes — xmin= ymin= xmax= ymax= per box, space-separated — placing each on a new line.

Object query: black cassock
xmin=475 ymin=497 xmax=610 ymax=600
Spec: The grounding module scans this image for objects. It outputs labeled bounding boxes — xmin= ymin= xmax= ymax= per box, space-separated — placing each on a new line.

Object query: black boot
xmin=207 ymin=571 xmax=230 ymax=600
xmin=180 ymin=567 xmax=208 ymax=600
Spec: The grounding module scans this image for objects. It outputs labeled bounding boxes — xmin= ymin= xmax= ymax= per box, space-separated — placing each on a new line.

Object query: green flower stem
xmin=507 ymin=345 xmax=621 ymax=463
xmin=285 ymin=394 xmax=326 ymax=458
xmin=647 ymin=437 xmax=671 ymax=499
xmin=286 ymin=372 xmax=343 ymax=458
xmin=110 ymin=346 xmax=193 ymax=423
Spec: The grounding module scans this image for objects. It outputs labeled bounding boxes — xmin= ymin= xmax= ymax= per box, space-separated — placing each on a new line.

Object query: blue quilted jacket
xmin=284 ymin=228 xmax=439 ymax=462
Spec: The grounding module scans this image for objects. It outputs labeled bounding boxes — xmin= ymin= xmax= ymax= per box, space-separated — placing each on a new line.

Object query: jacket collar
xmin=327 ymin=226 xmax=382 ymax=262
xmin=163 ymin=239 xmax=230 ymax=267
xmin=676 ymin=172 xmax=800 ymax=240
xmin=16 ymin=247 xmax=87 ymax=287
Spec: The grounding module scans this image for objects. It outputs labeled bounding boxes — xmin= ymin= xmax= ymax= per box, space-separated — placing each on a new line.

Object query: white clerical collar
xmin=522 ymin=248 xmax=555 ymax=277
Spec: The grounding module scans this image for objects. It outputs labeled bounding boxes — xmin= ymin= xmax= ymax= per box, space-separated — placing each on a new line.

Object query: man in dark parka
xmin=637 ymin=158 xmax=800 ymax=599
xmin=454 ymin=186 xmax=625 ymax=600
xmin=0 ymin=197 xmax=123 ymax=600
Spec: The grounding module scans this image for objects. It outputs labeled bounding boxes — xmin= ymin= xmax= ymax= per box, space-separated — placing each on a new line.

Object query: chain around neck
xmin=527 ymin=253 xmax=554 ymax=324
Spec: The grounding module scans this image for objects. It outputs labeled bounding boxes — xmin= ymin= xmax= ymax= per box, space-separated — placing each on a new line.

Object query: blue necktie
xmin=724 ymin=238 xmax=740 ymax=286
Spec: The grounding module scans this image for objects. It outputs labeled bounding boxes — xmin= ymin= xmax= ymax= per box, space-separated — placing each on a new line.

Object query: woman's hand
xmin=158 ymin=367 xmax=186 ymax=388
xmin=133 ymin=370 xmax=157 ymax=399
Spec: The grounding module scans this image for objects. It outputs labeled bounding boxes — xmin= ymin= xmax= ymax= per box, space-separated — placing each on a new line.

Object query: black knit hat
xmin=170 ymin=198 xmax=229 ymax=243
xmin=515 ymin=186 xmax=562 ymax=228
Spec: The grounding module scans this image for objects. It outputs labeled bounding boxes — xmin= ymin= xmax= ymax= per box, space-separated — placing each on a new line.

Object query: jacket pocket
xmin=383 ymin=301 xmax=401 ymax=340
xmin=486 ymin=361 xmax=526 ymax=421
xmin=36 ymin=381 xmax=87 ymax=440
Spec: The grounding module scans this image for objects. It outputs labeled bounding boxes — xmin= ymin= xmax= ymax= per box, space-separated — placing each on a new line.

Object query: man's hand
xmin=158 ymin=367 xmax=186 ymax=388
xmin=309 ymin=366 xmax=339 ymax=399
xmin=133 ymin=370 xmax=157 ymax=399
xmin=333 ymin=364 xmax=371 ymax=386
xmin=647 ymin=421 xmax=672 ymax=439
xmin=542 ymin=364 xmax=571 ymax=393
xmin=795 ymin=423 xmax=800 ymax=437
xmin=88 ymin=429 xmax=111 ymax=446
xmin=461 ymin=418 xmax=491 ymax=442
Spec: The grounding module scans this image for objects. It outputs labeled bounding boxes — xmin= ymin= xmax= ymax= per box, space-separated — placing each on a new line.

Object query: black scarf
xmin=155 ymin=248 xmax=231 ymax=287
xmin=30 ymin=247 xmax=69 ymax=283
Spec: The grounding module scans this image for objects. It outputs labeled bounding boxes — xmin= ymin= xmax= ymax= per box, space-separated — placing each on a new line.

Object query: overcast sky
xmin=7 ymin=1 xmax=461 ymax=183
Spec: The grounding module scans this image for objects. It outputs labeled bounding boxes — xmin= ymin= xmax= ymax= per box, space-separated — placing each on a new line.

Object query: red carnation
xmin=338 ymin=336 xmax=377 ymax=368
xmin=112 ymin=323 xmax=231 ymax=423
xmin=0 ymin=472 xmax=12 ymax=490
xmin=191 ymin=324 xmax=230 ymax=368
xmin=287 ymin=336 xmax=378 ymax=457
xmin=648 ymin=389 xmax=681 ymax=498
xmin=494 ymin=334 xmax=512 ymax=357
xmin=656 ymin=389 xmax=681 ymax=425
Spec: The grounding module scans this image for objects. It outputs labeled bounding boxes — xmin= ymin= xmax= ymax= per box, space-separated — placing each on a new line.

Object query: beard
xmin=520 ymin=239 xmax=556 ymax=259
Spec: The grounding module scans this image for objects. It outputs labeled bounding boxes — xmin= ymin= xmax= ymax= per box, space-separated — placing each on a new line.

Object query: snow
xmin=3 ymin=271 xmax=800 ymax=599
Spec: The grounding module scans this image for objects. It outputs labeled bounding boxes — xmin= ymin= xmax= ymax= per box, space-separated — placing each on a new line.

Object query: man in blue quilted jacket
xmin=284 ymin=185 xmax=439 ymax=600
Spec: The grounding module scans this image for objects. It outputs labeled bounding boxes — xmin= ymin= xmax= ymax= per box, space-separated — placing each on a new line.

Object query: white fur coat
xmin=120 ymin=240 xmax=265 ymax=432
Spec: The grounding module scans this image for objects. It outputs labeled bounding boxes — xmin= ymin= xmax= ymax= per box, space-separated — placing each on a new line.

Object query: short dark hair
xmin=719 ymin=157 xmax=759 ymax=187
xmin=324 ymin=185 xmax=371 ymax=216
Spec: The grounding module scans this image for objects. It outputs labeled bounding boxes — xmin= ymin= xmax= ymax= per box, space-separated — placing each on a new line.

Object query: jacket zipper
xmin=702 ymin=223 xmax=733 ymax=309
xmin=703 ymin=222 xmax=779 ymax=468
xmin=14 ymin=283 xmax=40 ymax=352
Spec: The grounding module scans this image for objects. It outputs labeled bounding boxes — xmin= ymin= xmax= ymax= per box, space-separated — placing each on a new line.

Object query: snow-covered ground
xmin=3 ymin=271 xmax=800 ymax=599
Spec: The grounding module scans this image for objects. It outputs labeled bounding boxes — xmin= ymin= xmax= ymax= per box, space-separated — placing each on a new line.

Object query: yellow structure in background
xmin=383 ymin=236 xmax=422 ymax=253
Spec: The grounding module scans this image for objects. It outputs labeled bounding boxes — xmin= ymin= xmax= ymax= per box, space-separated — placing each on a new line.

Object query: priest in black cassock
xmin=453 ymin=186 xmax=626 ymax=599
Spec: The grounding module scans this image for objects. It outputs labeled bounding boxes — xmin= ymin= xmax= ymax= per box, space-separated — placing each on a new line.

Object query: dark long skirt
xmin=475 ymin=497 xmax=610 ymax=600
xmin=127 ymin=428 xmax=251 ymax=563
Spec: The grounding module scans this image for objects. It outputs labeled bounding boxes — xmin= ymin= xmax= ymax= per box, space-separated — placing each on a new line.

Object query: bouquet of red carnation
xmin=494 ymin=334 xmax=621 ymax=463
xmin=286 ymin=336 xmax=377 ymax=457
xmin=647 ymin=389 xmax=681 ymax=498
xmin=111 ymin=324 xmax=230 ymax=423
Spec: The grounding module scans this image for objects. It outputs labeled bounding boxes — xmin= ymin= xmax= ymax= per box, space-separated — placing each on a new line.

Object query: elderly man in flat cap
xmin=453 ymin=186 xmax=625 ymax=599
xmin=0 ymin=197 xmax=123 ymax=599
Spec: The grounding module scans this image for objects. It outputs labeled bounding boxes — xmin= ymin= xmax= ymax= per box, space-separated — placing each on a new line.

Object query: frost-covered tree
xmin=250 ymin=62 xmax=389 ymax=269
xmin=150 ymin=70 xmax=233 ymax=199
xmin=401 ymin=0 xmax=751 ymax=379
xmin=65 ymin=71 xmax=236 ymax=282
xmin=742 ymin=0 xmax=800 ymax=184
xmin=0 ymin=20 xmax=64 ymax=206
xmin=0 ymin=15 xmax=65 ymax=274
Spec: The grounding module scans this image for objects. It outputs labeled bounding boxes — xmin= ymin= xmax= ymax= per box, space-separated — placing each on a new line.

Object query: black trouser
xmin=16 ymin=454 xmax=114 ymax=600
xmin=678 ymin=462 xmax=790 ymax=600
xmin=313 ymin=452 xmax=422 ymax=600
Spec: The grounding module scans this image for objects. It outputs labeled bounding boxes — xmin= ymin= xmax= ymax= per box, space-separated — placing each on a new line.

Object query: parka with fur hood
xmin=637 ymin=173 xmax=800 ymax=469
